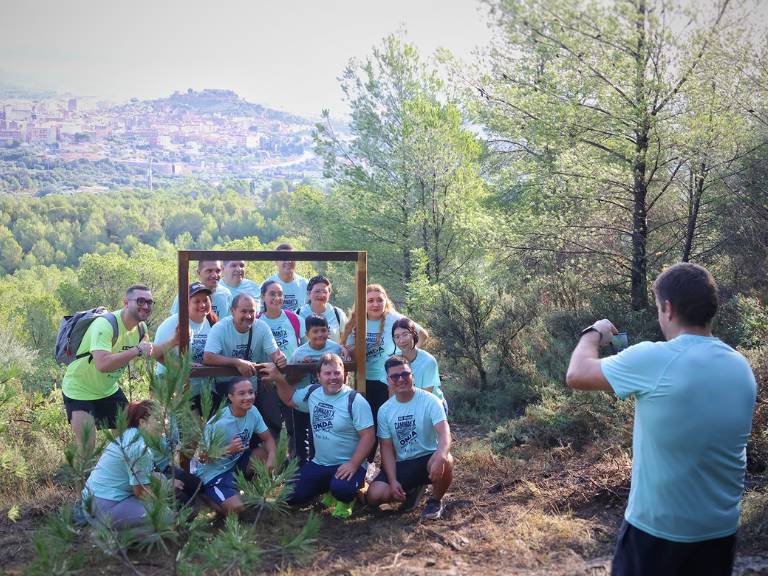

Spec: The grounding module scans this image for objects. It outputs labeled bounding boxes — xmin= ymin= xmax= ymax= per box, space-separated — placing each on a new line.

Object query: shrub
xmin=490 ymin=392 xmax=633 ymax=454
xmin=447 ymin=380 xmax=534 ymax=426
xmin=716 ymin=295 xmax=768 ymax=349
xmin=741 ymin=487 xmax=768 ymax=542
xmin=744 ymin=347 xmax=768 ymax=474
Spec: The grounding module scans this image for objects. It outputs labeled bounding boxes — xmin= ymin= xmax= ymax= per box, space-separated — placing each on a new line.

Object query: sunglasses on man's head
xmin=388 ymin=370 xmax=412 ymax=381
xmin=129 ymin=297 xmax=155 ymax=307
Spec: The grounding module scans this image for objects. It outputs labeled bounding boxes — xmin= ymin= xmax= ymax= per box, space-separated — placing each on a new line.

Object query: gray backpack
xmin=55 ymin=307 xmax=145 ymax=365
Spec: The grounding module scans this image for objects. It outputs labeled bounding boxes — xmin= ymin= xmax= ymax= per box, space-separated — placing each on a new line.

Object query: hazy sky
xmin=0 ymin=0 xmax=492 ymax=117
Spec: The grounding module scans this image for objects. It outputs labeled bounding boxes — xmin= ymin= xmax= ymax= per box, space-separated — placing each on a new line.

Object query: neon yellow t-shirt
xmin=61 ymin=311 xmax=144 ymax=401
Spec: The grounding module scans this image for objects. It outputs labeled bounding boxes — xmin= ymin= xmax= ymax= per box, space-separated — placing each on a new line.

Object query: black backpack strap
xmin=334 ymin=306 xmax=341 ymax=326
xmin=245 ymin=326 xmax=253 ymax=359
xmin=303 ymin=383 xmax=321 ymax=402
xmin=347 ymin=390 xmax=357 ymax=418
xmin=138 ymin=321 xmax=146 ymax=342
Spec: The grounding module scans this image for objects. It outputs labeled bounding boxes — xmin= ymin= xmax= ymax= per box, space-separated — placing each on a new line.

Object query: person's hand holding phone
xmin=591 ymin=319 xmax=618 ymax=347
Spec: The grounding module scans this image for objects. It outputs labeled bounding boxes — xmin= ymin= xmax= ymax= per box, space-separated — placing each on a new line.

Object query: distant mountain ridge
xmin=145 ymin=88 xmax=313 ymax=125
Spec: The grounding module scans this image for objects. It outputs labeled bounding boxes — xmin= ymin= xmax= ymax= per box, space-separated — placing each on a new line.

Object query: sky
xmin=0 ymin=0 xmax=493 ymax=118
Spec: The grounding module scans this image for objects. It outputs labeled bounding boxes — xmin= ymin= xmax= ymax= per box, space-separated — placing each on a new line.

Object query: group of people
xmin=62 ymin=252 xmax=758 ymax=576
xmin=63 ymin=244 xmax=454 ymax=532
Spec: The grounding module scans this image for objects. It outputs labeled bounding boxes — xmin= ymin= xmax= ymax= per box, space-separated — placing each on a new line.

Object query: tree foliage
xmin=473 ymin=0 xmax=763 ymax=309
xmin=310 ymin=34 xmax=489 ymax=290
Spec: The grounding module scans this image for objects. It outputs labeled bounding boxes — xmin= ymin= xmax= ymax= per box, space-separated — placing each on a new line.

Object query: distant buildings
xmin=0 ymin=90 xmax=324 ymax=190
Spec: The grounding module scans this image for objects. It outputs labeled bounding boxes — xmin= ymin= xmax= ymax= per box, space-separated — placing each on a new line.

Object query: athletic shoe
xmin=421 ymin=498 xmax=444 ymax=520
xmin=399 ymin=484 xmax=427 ymax=513
xmin=71 ymin=498 xmax=89 ymax=527
xmin=365 ymin=461 xmax=379 ymax=483
xmin=320 ymin=492 xmax=337 ymax=508
xmin=331 ymin=499 xmax=354 ymax=519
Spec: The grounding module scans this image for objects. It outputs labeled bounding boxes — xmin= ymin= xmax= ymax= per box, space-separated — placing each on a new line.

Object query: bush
xmin=741 ymin=487 xmax=768 ymax=542
xmin=744 ymin=347 xmax=768 ymax=474
xmin=490 ymin=392 xmax=633 ymax=454
xmin=447 ymin=380 xmax=535 ymax=426
xmin=716 ymin=295 xmax=768 ymax=349
xmin=20 ymin=358 xmax=65 ymax=395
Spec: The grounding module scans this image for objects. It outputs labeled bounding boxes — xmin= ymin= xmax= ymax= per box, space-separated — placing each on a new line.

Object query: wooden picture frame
xmin=177 ymin=250 xmax=368 ymax=394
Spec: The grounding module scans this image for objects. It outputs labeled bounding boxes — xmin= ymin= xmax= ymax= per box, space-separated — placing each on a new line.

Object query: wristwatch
xmin=134 ymin=345 xmax=143 ymax=357
xmin=580 ymin=325 xmax=600 ymax=338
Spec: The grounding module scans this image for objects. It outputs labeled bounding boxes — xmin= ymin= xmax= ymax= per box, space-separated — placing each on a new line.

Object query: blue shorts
xmin=203 ymin=449 xmax=252 ymax=505
xmin=373 ymin=453 xmax=432 ymax=490
xmin=288 ymin=460 xmax=367 ymax=505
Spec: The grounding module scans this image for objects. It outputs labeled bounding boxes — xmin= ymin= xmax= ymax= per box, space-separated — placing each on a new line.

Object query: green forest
xmin=1 ymin=1 xmax=767 ymax=574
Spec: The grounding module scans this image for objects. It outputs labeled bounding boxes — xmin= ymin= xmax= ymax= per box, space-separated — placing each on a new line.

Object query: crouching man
xmin=366 ymin=355 xmax=454 ymax=520
xmin=262 ymin=353 xmax=374 ymax=518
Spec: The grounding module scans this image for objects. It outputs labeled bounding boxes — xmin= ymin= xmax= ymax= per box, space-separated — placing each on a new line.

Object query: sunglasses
xmin=388 ymin=370 xmax=412 ymax=382
xmin=129 ymin=297 xmax=155 ymax=308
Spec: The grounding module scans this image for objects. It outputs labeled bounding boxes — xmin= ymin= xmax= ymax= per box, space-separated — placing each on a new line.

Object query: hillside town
xmin=0 ymin=89 xmax=325 ymax=192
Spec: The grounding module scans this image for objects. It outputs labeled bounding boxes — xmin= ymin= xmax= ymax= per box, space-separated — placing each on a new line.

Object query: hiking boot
xmin=320 ymin=492 xmax=337 ymax=508
xmin=421 ymin=498 xmax=444 ymax=520
xmin=399 ymin=484 xmax=426 ymax=513
xmin=331 ymin=499 xmax=354 ymax=519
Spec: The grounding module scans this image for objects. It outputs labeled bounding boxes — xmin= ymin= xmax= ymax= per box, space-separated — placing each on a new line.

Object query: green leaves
xmin=311 ymin=33 xmax=489 ymax=294
xmin=236 ymin=431 xmax=298 ymax=514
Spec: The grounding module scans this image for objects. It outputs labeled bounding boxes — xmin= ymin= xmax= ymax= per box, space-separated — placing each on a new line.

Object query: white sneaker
xmin=365 ymin=461 xmax=379 ymax=483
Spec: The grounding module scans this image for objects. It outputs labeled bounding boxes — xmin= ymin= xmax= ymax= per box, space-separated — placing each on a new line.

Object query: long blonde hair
xmin=340 ymin=283 xmax=396 ymax=350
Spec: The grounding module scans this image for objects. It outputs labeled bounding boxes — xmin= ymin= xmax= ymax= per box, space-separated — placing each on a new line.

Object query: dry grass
xmin=1 ymin=424 xmax=766 ymax=575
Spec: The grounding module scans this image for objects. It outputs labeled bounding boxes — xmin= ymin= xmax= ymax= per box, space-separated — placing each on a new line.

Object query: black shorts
xmin=612 ymin=520 xmax=736 ymax=576
xmin=62 ymin=388 xmax=128 ymax=429
xmin=373 ymin=453 xmax=433 ymax=491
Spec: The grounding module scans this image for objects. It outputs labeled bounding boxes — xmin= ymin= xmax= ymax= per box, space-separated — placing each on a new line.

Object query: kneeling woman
xmin=82 ymin=400 xmax=164 ymax=529
xmin=265 ymin=353 xmax=374 ymax=517
xmin=194 ymin=379 xmax=276 ymax=515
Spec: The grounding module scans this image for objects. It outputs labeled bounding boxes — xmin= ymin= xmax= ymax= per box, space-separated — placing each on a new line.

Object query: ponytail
xmin=339 ymin=309 xmax=356 ymax=345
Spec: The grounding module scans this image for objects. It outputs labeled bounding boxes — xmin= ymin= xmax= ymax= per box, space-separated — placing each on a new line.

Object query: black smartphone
xmin=611 ymin=332 xmax=629 ymax=354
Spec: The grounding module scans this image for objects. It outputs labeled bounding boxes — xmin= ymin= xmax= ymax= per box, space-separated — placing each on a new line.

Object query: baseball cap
xmin=189 ymin=282 xmax=212 ymax=297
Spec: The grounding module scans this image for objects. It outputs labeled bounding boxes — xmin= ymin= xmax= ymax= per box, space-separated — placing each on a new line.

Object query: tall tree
xmin=312 ymin=35 xmax=487 ymax=289
xmin=476 ymin=0 xmax=745 ymax=309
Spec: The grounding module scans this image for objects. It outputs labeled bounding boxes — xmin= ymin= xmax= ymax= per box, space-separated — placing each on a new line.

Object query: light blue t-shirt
xmin=154 ymin=313 xmax=213 ymax=395
xmin=409 ymin=349 xmax=445 ymax=402
xmin=83 ymin=428 xmax=153 ymax=502
xmin=346 ymin=312 xmax=423 ymax=382
xmin=292 ymin=384 xmax=373 ymax=467
xmin=219 ymin=278 xmax=261 ymax=309
xmin=288 ymin=340 xmax=343 ymax=393
xmin=601 ymin=334 xmax=756 ymax=542
xmin=204 ymin=317 xmax=278 ymax=362
xmin=195 ymin=405 xmax=269 ymax=485
xmin=265 ymin=273 xmax=308 ymax=311
xmin=258 ymin=310 xmax=305 ymax=361
xmin=377 ymin=388 xmax=447 ymax=461
xmin=171 ymin=285 xmax=232 ymax=319
xmin=204 ymin=317 xmax=278 ymax=386
xmin=297 ymin=303 xmax=348 ymax=343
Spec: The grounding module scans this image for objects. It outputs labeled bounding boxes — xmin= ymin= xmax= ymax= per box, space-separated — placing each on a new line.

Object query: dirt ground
xmin=1 ymin=425 xmax=767 ymax=575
